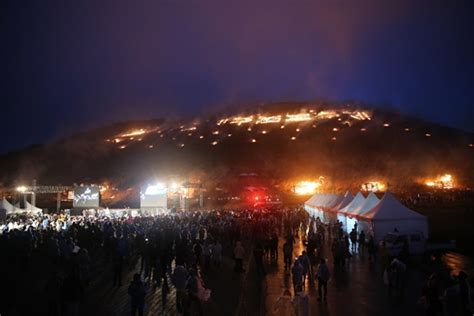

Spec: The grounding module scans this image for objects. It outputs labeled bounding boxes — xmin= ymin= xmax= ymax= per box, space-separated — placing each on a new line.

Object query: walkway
xmin=263 ymin=233 xmax=426 ymax=316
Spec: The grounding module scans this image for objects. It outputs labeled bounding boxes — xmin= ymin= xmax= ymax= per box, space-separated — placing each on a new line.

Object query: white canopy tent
xmin=360 ymin=192 xmax=428 ymax=242
xmin=25 ymin=200 xmax=43 ymax=216
xmin=331 ymin=191 xmax=354 ymax=212
xmin=0 ymin=198 xmax=27 ymax=215
xmin=304 ymin=193 xmax=343 ymax=223
xmin=344 ymin=192 xmax=380 ymax=233
xmin=336 ymin=192 xmax=366 ymax=231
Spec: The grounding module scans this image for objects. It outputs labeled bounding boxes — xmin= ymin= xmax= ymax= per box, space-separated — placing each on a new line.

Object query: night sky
xmin=1 ymin=0 xmax=473 ymax=153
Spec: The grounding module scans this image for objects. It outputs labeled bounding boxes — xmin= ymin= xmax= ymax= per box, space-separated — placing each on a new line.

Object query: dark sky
xmin=1 ymin=0 xmax=473 ymax=153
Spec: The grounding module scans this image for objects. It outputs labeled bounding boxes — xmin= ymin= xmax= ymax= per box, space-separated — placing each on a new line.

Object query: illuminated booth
xmin=359 ymin=192 xmax=428 ymax=242
xmin=304 ymin=193 xmax=343 ymax=223
xmin=343 ymin=192 xmax=379 ymax=234
xmin=140 ymin=183 xmax=168 ymax=214
xmin=336 ymin=192 xmax=366 ymax=231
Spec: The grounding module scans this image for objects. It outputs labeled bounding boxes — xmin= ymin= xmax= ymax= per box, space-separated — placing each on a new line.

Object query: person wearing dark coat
xmin=128 ymin=273 xmax=146 ymax=316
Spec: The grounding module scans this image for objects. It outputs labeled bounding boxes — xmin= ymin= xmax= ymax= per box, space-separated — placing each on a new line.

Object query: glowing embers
xmin=256 ymin=115 xmax=281 ymax=124
xmin=425 ymin=174 xmax=454 ymax=189
xmin=361 ymin=181 xmax=385 ymax=192
xmin=315 ymin=110 xmax=339 ymax=120
xmin=120 ymin=128 xmax=148 ymax=137
xmin=294 ymin=180 xmax=322 ymax=195
xmin=230 ymin=116 xmax=254 ymax=125
xmin=285 ymin=113 xmax=312 ymax=122
xmin=342 ymin=110 xmax=371 ymax=121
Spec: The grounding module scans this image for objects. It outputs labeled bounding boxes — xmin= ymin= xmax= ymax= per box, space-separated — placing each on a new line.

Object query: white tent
xmin=336 ymin=192 xmax=366 ymax=231
xmin=345 ymin=192 xmax=380 ymax=233
xmin=25 ymin=200 xmax=43 ymax=215
xmin=304 ymin=193 xmax=343 ymax=223
xmin=331 ymin=191 xmax=354 ymax=212
xmin=0 ymin=198 xmax=26 ymax=215
xmin=361 ymin=192 xmax=428 ymax=241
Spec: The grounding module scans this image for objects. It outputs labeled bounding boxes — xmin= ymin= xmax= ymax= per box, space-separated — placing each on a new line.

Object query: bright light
xmin=212 ymin=130 xmax=219 ymax=135
xmin=251 ymin=139 xmax=257 ymax=143
xmin=360 ymin=128 xmax=367 ymax=132
xmin=425 ymin=133 xmax=431 ymax=137
xmin=404 ymin=128 xmax=411 ymax=132
xmin=331 ymin=137 xmax=337 ymax=141
xmin=261 ymin=130 xmax=267 ymax=134
xmin=361 ymin=181 xmax=385 ymax=192
xmin=291 ymin=136 xmax=296 ymax=141
xmin=121 ymin=129 xmax=147 ymax=137
xmin=285 ymin=113 xmax=312 ymax=122
xmin=16 ymin=186 xmax=27 ymax=193
xmin=199 ymin=135 xmax=204 ymax=139
xmin=383 ymin=123 xmax=390 ymax=127
xmin=230 ymin=116 xmax=254 ymax=125
xmin=211 ymin=141 xmax=218 ymax=146
xmin=332 ymin=128 xmax=339 ymax=132
xmin=145 ymin=183 xmax=167 ymax=195
xmin=424 ymin=174 xmax=454 ymax=189
xmin=294 ymin=181 xmax=321 ymax=195
xmin=280 ymin=125 xmax=285 ymax=129
xmin=256 ymin=115 xmax=281 ymax=124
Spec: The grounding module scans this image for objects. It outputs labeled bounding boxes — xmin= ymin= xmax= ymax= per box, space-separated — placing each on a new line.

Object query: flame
xmin=121 ymin=129 xmax=147 ymax=137
xmin=315 ymin=110 xmax=339 ymax=120
xmin=424 ymin=174 xmax=454 ymax=189
xmin=285 ymin=113 xmax=312 ymax=122
xmin=294 ymin=181 xmax=322 ymax=195
xmin=256 ymin=115 xmax=281 ymax=124
xmin=342 ymin=110 xmax=371 ymax=121
xmin=230 ymin=116 xmax=254 ymax=125
xmin=361 ymin=181 xmax=385 ymax=192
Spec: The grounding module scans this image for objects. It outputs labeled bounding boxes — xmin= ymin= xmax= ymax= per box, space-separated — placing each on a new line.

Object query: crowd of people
xmin=1 ymin=205 xmax=473 ymax=316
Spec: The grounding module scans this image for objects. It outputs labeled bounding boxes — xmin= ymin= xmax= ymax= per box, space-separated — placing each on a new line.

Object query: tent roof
xmin=332 ymin=191 xmax=354 ymax=211
xmin=363 ymin=192 xmax=426 ymax=220
xmin=348 ymin=192 xmax=380 ymax=216
xmin=305 ymin=193 xmax=342 ymax=209
xmin=338 ymin=192 xmax=365 ymax=214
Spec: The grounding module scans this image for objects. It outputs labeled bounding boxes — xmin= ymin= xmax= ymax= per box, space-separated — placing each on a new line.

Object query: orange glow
xmin=294 ymin=181 xmax=321 ymax=195
xmin=285 ymin=113 xmax=312 ymax=122
xmin=291 ymin=136 xmax=296 ymax=141
xmin=256 ymin=115 xmax=281 ymax=124
xmin=361 ymin=181 xmax=385 ymax=192
xmin=424 ymin=174 xmax=454 ymax=189
xmin=121 ymin=128 xmax=147 ymax=137
xmin=315 ymin=110 xmax=339 ymax=120
xmin=280 ymin=125 xmax=285 ymax=129
xmin=261 ymin=130 xmax=267 ymax=134
xmin=251 ymin=139 xmax=257 ymax=143
xmin=230 ymin=116 xmax=254 ymax=125
xmin=332 ymin=127 xmax=339 ymax=132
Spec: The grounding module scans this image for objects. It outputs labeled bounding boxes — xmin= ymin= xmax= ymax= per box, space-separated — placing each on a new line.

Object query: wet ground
xmin=262 ymin=234 xmax=474 ymax=316
xmin=3 ymin=231 xmax=473 ymax=316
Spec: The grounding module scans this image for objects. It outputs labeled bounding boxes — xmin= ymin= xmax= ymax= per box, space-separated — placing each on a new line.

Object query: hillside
xmin=0 ymin=102 xmax=472 ymax=199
